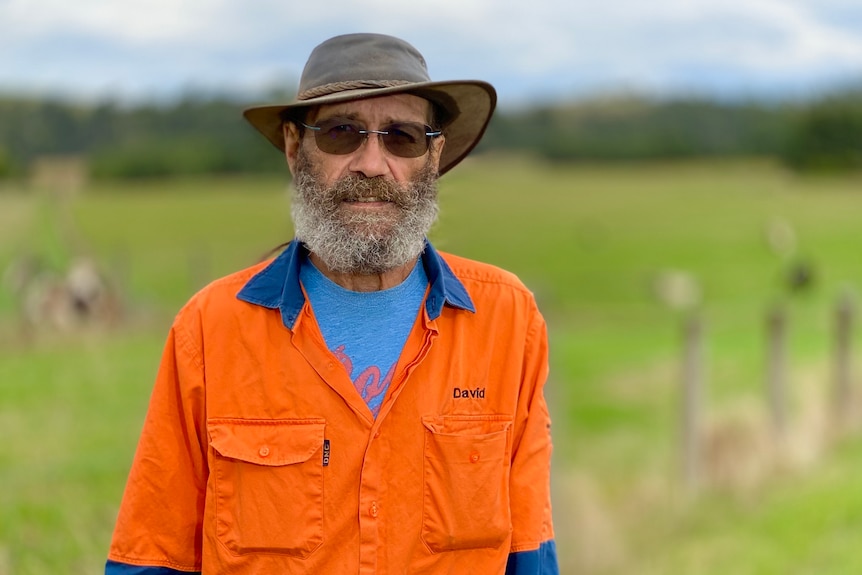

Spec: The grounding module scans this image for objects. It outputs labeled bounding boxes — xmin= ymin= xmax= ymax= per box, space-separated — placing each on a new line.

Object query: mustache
xmin=328 ymin=175 xmax=413 ymax=206
xmin=292 ymin=143 xmax=437 ymax=214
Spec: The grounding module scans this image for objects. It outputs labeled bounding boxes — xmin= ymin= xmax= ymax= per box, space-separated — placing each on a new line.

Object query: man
xmin=106 ymin=33 xmax=559 ymax=575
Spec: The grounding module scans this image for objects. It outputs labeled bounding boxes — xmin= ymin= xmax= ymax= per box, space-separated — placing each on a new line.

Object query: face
xmin=284 ymin=94 xmax=446 ymax=275
xmin=285 ymin=93 xmax=443 ymax=185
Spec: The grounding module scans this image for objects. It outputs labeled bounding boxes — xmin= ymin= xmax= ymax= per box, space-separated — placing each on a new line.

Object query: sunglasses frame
xmin=299 ymin=119 xmax=443 ymax=158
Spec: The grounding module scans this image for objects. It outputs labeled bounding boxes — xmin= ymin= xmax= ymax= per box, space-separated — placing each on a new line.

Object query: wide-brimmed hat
xmin=243 ymin=33 xmax=497 ymax=175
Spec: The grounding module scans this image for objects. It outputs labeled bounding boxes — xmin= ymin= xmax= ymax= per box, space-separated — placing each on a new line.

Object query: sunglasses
xmin=300 ymin=118 xmax=442 ymax=158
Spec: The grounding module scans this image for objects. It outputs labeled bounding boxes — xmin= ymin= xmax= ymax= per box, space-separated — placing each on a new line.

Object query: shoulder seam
xmin=172 ymin=316 xmax=204 ymax=369
xmin=189 ymin=258 xmax=273 ymax=300
xmin=436 ymin=252 xmax=532 ymax=295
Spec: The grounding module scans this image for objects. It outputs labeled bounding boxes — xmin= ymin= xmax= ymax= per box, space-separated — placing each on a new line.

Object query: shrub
xmin=783 ymin=95 xmax=862 ymax=173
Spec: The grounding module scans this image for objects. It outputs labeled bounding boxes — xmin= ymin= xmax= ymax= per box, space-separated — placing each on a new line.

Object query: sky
xmin=3 ymin=0 xmax=862 ymax=108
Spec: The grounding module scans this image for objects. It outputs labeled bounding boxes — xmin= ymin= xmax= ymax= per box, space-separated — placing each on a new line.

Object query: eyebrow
xmin=313 ymin=112 xmax=428 ymax=126
xmin=315 ymin=113 xmax=360 ymax=123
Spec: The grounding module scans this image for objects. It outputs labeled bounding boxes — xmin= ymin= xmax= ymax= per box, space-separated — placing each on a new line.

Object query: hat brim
xmin=242 ymin=80 xmax=496 ymax=175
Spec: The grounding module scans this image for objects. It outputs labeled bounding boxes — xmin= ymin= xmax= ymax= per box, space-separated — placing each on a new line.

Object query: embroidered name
xmin=453 ymin=387 xmax=486 ymax=399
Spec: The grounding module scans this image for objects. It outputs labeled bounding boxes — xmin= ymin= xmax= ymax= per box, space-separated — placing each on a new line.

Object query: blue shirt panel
xmin=300 ymin=259 xmax=427 ymax=417
xmin=105 ymin=540 xmax=558 ymax=574
xmin=105 ymin=560 xmax=198 ymax=575
xmin=506 ymin=540 xmax=560 ymax=575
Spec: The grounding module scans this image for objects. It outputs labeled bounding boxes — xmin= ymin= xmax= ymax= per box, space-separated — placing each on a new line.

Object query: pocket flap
xmin=208 ymin=418 xmax=326 ymax=466
xmin=422 ymin=414 xmax=512 ymax=437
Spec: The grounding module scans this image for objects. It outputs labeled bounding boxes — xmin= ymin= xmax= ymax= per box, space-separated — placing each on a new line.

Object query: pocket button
xmin=469 ymin=451 xmax=480 ymax=463
xmin=259 ymin=446 xmax=271 ymax=457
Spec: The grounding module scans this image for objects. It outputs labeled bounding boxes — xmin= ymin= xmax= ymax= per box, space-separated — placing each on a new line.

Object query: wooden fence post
xmin=766 ymin=304 xmax=788 ymax=441
xmin=681 ymin=312 xmax=704 ymax=492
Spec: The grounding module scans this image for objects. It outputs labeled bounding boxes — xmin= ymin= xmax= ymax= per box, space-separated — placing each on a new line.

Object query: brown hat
xmin=242 ymin=33 xmax=497 ymax=175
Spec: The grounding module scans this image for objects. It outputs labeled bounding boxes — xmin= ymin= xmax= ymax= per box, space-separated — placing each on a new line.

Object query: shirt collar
xmin=236 ymin=240 xmax=475 ymax=329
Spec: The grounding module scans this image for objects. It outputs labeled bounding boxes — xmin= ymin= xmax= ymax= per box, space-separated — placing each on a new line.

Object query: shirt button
xmin=469 ymin=451 xmax=480 ymax=463
xmin=373 ymin=431 xmax=381 ymax=439
xmin=259 ymin=446 xmax=270 ymax=457
xmin=370 ymin=501 xmax=379 ymax=518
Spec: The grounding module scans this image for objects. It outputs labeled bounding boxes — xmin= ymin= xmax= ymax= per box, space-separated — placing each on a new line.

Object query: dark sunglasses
xmin=300 ymin=118 xmax=442 ymax=158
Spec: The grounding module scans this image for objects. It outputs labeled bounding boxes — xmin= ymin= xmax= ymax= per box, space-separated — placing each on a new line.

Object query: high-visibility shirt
xmin=106 ymin=240 xmax=558 ymax=574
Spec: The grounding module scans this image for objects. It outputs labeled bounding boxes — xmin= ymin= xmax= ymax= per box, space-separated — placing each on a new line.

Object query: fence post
xmin=766 ymin=304 xmax=788 ymax=441
xmin=833 ymin=290 xmax=855 ymax=425
xmin=681 ymin=312 xmax=704 ymax=492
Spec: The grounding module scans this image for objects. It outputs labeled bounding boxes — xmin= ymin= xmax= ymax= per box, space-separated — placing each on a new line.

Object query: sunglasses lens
xmin=380 ymin=123 xmax=428 ymax=158
xmin=313 ymin=121 xmax=364 ymax=155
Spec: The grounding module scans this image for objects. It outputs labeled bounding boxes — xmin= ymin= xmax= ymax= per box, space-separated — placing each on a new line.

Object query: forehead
xmin=310 ymin=93 xmax=431 ymax=123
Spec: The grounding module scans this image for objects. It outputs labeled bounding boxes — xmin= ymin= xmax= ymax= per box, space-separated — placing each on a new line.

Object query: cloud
xmin=2 ymin=0 xmax=862 ymax=103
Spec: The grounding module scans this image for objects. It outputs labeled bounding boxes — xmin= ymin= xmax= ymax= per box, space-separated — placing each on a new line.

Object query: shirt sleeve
xmin=506 ymin=301 xmax=559 ymax=574
xmin=106 ymin=313 xmax=208 ymax=573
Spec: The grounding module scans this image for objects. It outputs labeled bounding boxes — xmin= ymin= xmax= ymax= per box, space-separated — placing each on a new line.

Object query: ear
xmin=283 ymin=122 xmax=302 ymax=176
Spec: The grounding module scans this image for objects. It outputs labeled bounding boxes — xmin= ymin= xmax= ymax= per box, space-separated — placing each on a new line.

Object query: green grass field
xmin=2 ymin=157 xmax=862 ymax=574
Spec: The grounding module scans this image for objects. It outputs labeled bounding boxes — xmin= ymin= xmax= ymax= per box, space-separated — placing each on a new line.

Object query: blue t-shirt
xmin=300 ymin=259 xmax=428 ymax=417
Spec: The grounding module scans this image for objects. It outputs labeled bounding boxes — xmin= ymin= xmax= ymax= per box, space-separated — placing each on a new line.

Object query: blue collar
xmin=236 ymin=240 xmax=475 ymax=329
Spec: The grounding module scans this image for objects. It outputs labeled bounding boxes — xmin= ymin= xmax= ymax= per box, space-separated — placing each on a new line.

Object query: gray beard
xmin=290 ymin=147 xmax=440 ymax=275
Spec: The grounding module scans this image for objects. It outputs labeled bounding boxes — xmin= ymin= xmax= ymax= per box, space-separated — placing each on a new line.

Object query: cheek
xmin=391 ymin=157 xmax=432 ymax=183
xmin=309 ymin=153 xmax=351 ymax=187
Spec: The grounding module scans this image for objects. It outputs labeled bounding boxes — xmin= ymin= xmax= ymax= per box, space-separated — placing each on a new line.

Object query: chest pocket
xmin=208 ymin=418 xmax=326 ymax=558
xmin=420 ymin=415 xmax=513 ymax=553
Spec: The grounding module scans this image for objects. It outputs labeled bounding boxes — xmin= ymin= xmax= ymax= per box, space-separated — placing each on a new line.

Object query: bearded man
xmin=106 ymin=33 xmax=559 ymax=575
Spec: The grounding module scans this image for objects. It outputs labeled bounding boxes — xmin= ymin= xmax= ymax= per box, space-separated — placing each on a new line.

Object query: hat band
xmin=298 ymin=79 xmax=415 ymax=101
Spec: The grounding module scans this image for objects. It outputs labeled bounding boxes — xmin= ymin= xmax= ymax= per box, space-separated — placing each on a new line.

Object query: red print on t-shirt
xmin=333 ymin=345 xmax=395 ymax=416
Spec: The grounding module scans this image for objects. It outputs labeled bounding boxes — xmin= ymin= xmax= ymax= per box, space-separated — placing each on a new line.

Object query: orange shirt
xmin=107 ymin=241 xmax=557 ymax=574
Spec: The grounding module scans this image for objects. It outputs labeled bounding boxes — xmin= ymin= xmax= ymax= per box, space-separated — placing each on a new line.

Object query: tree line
xmin=1 ymin=86 xmax=860 ymax=180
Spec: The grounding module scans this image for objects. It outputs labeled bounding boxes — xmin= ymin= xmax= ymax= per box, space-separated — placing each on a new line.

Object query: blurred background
xmin=3 ymin=1 xmax=862 ymax=573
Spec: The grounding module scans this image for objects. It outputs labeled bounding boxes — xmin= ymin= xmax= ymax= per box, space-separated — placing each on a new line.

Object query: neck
xmin=309 ymin=253 xmax=417 ymax=292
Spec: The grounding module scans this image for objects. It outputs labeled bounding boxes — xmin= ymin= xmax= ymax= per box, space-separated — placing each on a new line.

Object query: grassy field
xmin=2 ymin=157 xmax=862 ymax=574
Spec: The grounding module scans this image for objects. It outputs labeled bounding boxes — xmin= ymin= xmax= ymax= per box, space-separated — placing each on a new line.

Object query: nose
xmin=348 ymin=132 xmax=390 ymax=179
